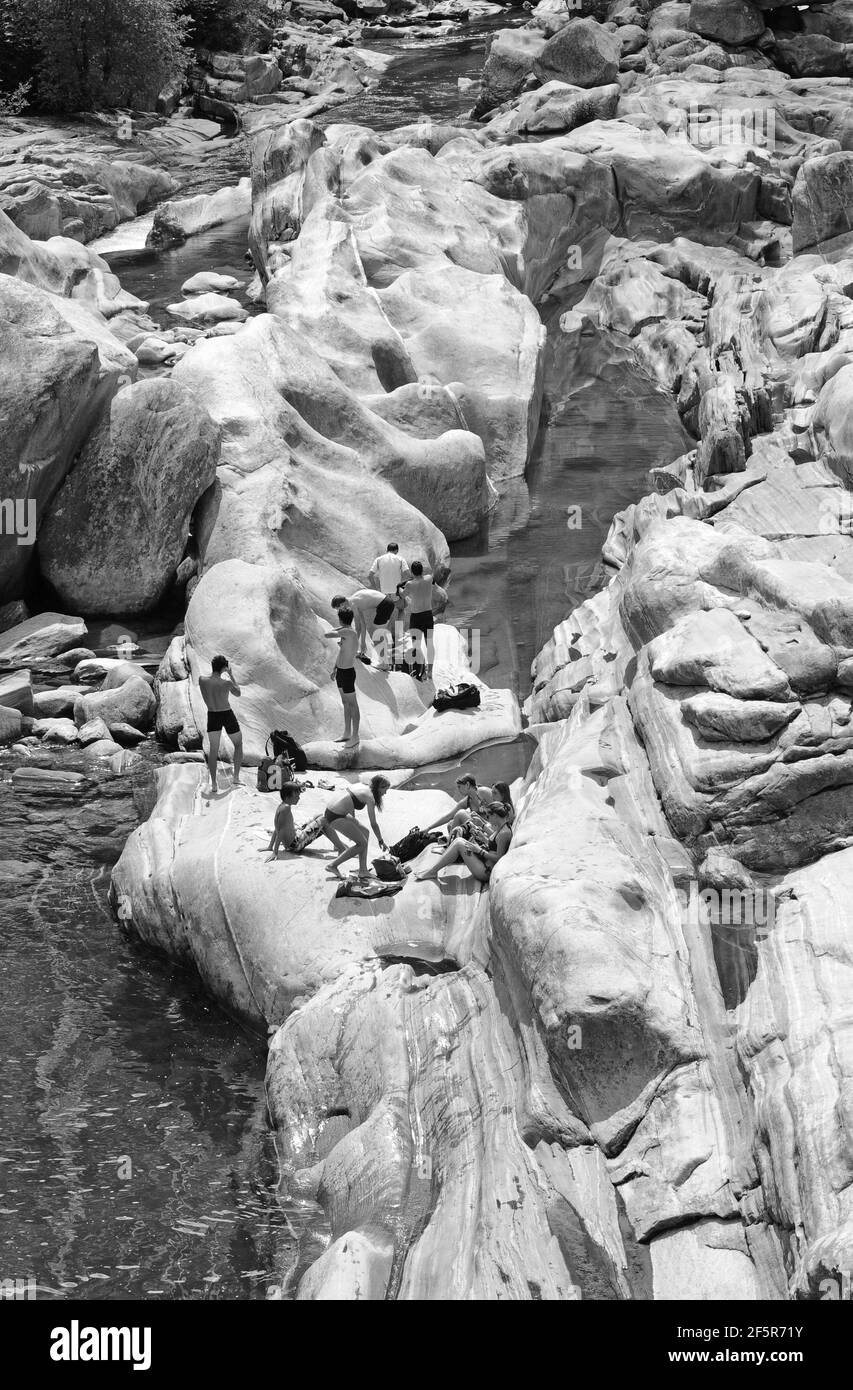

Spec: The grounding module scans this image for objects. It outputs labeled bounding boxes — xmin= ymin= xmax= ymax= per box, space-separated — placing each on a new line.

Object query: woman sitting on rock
xmin=322 ymin=776 xmax=390 ymax=879
xmin=490 ymin=782 xmax=515 ymax=825
xmin=415 ymin=802 xmax=512 ymax=885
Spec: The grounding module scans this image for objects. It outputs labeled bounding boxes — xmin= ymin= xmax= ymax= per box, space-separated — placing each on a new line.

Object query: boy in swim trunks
xmin=266 ymin=782 xmax=302 ymax=861
xmin=325 ymin=604 xmax=360 ymax=745
xmin=199 ymin=655 xmax=243 ymax=794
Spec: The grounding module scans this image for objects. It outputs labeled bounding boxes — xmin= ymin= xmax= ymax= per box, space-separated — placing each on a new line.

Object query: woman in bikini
xmin=415 ymin=802 xmax=512 ymax=885
xmin=322 ymin=775 xmax=390 ymax=879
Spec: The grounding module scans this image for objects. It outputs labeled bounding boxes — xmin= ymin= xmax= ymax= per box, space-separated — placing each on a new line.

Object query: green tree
xmin=33 ymin=0 xmax=191 ymax=111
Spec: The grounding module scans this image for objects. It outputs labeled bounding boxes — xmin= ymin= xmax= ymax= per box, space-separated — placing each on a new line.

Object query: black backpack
xmin=431 ymin=683 xmax=481 ymax=714
xmin=268 ymin=729 xmax=307 ymax=772
xmin=390 ymin=827 xmax=443 ymax=862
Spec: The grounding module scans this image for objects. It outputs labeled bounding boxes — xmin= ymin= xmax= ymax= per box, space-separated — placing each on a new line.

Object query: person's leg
xmin=458 ymin=843 xmax=490 ymax=883
xmin=354 ymin=608 xmax=368 ymax=657
xmin=326 ymin=818 xmax=369 ymax=875
xmin=206 ymin=729 xmax=221 ymax=791
xmin=336 ymin=681 xmax=350 ymax=742
xmin=321 ymin=813 xmax=346 ymax=853
xmin=415 ymin=839 xmax=465 ymax=880
xmin=345 ymin=690 xmax=360 ymax=744
xmin=231 ymin=731 xmax=243 ymax=785
xmin=424 ymin=625 xmax=434 ymax=681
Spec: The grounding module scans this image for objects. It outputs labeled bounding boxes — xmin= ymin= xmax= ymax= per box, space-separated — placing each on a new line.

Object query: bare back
xmin=199 ymin=673 xmax=233 ymax=712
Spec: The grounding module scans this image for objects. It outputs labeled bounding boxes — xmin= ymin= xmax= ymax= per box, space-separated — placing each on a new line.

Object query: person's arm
xmin=224 ymin=666 xmax=241 ymax=697
xmin=324 ymin=626 xmax=344 ymax=641
xmin=423 ymin=797 xmax=464 ymax=833
xmin=367 ymin=801 xmax=387 ymax=852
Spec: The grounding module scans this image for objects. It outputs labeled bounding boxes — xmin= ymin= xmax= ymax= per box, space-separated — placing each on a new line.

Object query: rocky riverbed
xmin=4 ymin=0 xmax=853 ymax=1300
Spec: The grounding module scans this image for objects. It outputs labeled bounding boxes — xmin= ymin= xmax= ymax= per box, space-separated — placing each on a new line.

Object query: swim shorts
xmin=206 ymin=708 xmax=240 ymax=735
xmin=409 ymin=609 xmax=434 ymax=636
xmin=335 ymin=666 xmax=357 ymax=694
xmin=374 ymin=597 xmax=395 ymax=624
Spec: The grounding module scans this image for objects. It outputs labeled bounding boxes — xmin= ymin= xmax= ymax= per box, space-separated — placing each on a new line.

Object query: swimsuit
xmin=374 ymin=597 xmax=395 ymax=624
xmin=335 ymin=666 xmax=356 ymax=693
xmin=207 ymin=708 xmax=239 ymax=735
xmin=409 ymin=610 xmax=434 ymax=636
xmin=325 ymin=791 xmax=366 ymax=825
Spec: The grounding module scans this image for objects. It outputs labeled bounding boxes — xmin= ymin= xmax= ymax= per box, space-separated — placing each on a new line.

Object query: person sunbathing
xmin=415 ymin=802 xmax=512 ymax=884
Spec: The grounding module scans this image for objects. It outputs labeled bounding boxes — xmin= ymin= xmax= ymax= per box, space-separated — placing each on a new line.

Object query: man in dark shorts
xmin=199 ymin=655 xmax=243 ymax=794
xmin=324 ymin=605 xmax=360 ymax=745
xmin=401 ymin=560 xmax=437 ymax=681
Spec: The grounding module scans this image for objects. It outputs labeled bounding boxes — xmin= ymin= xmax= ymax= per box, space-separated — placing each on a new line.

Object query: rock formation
xmin=5 ymin=0 xmax=851 ymax=1300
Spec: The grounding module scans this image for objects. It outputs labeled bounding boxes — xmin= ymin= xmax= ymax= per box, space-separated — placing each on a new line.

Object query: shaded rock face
xmin=688 ymin=0 xmax=765 ymax=45
xmin=38 ymin=380 xmax=220 ymax=617
xmin=534 ymin=17 xmax=621 ymax=88
xmin=792 ymin=151 xmax=853 ymax=252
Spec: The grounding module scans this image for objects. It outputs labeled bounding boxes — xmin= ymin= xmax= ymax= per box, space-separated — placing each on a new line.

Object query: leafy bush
xmin=0 ymin=79 xmax=30 ymax=115
xmin=182 ymin=0 xmax=271 ymax=50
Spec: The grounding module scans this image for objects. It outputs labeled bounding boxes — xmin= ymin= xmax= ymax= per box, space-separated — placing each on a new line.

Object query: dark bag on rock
xmin=257 ymin=753 xmax=294 ymax=793
xmin=372 ymin=855 xmax=406 ymax=882
xmin=268 ymin=729 xmax=307 ymax=772
xmin=390 ymin=827 xmax=442 ymax=862
xmin=431 ymin=683 xmax=481 ymax=713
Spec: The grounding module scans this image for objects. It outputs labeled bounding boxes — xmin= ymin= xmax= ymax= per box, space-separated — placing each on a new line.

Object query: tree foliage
xmin=1 ymin=0 xmax=194 ymax=111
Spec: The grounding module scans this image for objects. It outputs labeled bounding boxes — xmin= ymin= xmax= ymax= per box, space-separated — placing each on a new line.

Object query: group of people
xmin=195 ymin=541 xmax=512 ymax=887
xmin=196 ymin=541 xmax=447 ymax=788
xmin=326 ymin=542 xmax=447 ymax=747
xmin=267 ymin=772 xmax=514 ymax=885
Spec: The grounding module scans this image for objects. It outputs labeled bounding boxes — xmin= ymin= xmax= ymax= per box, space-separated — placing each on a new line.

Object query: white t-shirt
xmin=373 ymin=553 xmax=406 ymax=595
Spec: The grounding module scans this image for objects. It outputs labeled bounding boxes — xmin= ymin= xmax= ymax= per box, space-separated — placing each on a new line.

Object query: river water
xmin=2 ymin=15 xmax=689 ymax=1301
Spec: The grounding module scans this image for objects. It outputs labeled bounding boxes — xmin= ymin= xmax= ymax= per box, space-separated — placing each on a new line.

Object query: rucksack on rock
xmin=390 ymin=827 xmax=443 ymax=862
xmin=431 ymin=683 xmax=481 ymax=713
xmin=372 ymin=855 xmax=406 ymax=882
xmin=268 ymin=729 xmax=307 ymax=772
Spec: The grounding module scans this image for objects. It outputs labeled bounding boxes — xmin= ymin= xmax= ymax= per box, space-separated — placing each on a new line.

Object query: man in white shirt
xmin=369 ymin=542 xmax=408 ymax=603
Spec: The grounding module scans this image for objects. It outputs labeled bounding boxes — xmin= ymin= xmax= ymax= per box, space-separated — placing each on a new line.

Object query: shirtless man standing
xmin=199 ymin=655 xmax=243 ymax=793
xmin=401 ymin=560 xmax=439 ymax=681
xmin=325 ymin=604 xmax=360 ymax=744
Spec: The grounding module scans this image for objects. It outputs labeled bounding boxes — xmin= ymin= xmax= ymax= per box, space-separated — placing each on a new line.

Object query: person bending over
xmin=415 ymin=802 xmax=512 ymax=884
xmin=199 ymin=654 xmax=243 ymax=794
xmin=324 ymin=604 xmax=361 ymax=745
xmin=266 ymin=782 xmax=302 ymax=861
xmin=331 ymin=589 xmax=388 ymax=663
xmin=322 ymin=775 xmax=390 ymax=879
